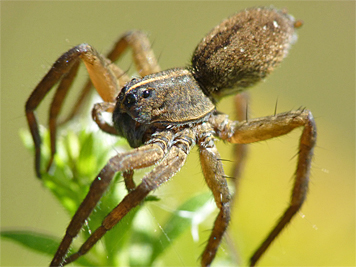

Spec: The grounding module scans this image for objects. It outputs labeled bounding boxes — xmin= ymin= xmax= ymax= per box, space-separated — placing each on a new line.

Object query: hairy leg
xmin=198 ymin=130 xmax=231 ymax=266
xmin=50 ymin=141 xmax=167 ymax=267
xmin=231 ymin=92 xmax=249 ymax=200
xmin=26 ymin=44 xmax=119 ymax=177
xmin=61 ymin=30 xmax=161 ymax=124
xmin=63 ymin=144 xmax=190 ymax=266
xmin=91 ymin=102 xmax=118 ymax=135
xmin=210 ymin=109 xmax=317 ymax=266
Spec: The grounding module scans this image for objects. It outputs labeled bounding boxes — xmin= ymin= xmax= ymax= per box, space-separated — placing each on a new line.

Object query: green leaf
xmin=18 ymin=126 xmax=222 ymax=266
xmin=0 ymin=230 xmax=96 ymax=266
xmin=149 ymin=192 xmax=215 ymax=264
xmin=1 ymin=230 xmax=59 ymax=255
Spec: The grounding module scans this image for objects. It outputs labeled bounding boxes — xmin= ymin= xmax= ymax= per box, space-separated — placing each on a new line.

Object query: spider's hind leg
xmin=211 ymin=109 xmax=316 ymax=266
xmin=231 ymin=92 xmax=249 ymax=201
xmin=224 ymin=92 xmax=250 ymax=264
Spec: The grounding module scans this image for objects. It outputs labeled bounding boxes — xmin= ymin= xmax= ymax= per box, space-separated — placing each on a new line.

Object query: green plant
xmin=2 ymin=126 xmax=220 ymax=266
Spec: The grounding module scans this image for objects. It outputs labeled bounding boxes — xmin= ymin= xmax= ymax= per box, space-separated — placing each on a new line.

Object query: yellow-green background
xmin=1 ymin=1 xmax=354 ymax=266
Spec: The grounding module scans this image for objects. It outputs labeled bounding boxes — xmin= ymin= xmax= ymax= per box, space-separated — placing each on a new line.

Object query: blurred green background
xmin=1 ymin=1 xmax=354 ymax=266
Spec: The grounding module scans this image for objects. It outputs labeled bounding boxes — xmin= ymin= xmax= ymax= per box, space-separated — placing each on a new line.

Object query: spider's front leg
xmin=25 ymin=44 xmax=120 ymax=177
xmin=62 ymin=30 xmax=161 ymax=124
xmin=211 ymin=109 xmax=317 ymax=266
xmin=26 ymin=30 xmax=160 ymax=178
xmin=50 ymin=139 xmax=169 ymax=267
xmin=60 ymin=130 xmax=194 ymax=266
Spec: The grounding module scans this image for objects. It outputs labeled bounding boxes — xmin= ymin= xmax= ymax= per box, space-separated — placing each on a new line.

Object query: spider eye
xmin=124 ymin=93 xmax=137 ymax=106
xmin=142 ymin=89 xmax=151 ymax=98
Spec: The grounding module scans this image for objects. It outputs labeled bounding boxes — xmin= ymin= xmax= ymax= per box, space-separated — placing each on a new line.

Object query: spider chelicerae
xmin=25 ymin=7 xmax=316 ymax=267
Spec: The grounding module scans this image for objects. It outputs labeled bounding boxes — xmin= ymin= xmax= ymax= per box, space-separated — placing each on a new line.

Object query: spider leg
xmin=26 ymin=44 xmax=120 ymax=177
xmin=123 ymin=170 xmax=136 ymax=192
xmin=231 ymin=92 xmax=249 ymax=200
xmin=226 ymin=92 xmax=250 ymax=264
xmin=80 ymin=34 xmax=166 ymax=152
xmin=198 ymin=132 xmax=231 ymax=267
xmin=61 ymin=30 xmax=161 ymax=124
xmin=211 ymin=109 xmax=317 ymax=266
xmin=107 ymin=30 xmax=161 ymax=77
xmin=63 ymin=140 xmax=192 ymax=266
xmin=91 ymin=102 xmax=118 ymax=135
xmin=50 ymin=140 xmax=169 ymax=267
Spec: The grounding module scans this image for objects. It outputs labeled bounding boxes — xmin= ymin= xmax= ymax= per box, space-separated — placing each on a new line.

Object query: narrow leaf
xmin=1 ymin=230 xmax=96 ymax=266
xmin=149 ymin=192 xmax=215 ymax=263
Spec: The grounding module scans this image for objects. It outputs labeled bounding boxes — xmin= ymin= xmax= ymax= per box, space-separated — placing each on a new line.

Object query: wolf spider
xmin=25 ymin=7 xmax=316 ymax=267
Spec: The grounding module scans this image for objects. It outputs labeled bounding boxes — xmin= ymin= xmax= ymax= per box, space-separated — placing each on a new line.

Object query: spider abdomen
xmin=192 ymin=7 xmax=299 ymax=100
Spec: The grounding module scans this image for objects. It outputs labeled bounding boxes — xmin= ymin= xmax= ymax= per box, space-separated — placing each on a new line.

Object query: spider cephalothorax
xmin=113 ymin=68 xmax=215 ymax=147
xmin=25 ymin=7 xmax=316 ymax=267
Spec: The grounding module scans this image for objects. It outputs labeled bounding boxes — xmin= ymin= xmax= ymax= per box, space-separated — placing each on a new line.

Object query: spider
xmin=25 ymin=7 xmax=316 ymax=267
